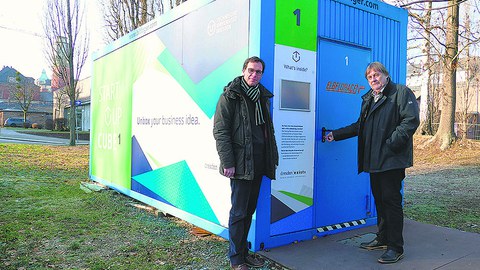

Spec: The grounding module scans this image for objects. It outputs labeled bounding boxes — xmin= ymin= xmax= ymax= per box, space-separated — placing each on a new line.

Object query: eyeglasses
xmin=247 ymin=68 xmax=263 ymax=75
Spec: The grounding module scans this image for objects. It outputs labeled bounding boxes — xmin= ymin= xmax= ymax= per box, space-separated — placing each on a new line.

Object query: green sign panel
xmin=275 ymin=0 xmax=318 ymax=51
xmin=91 ymin=41 xmax=148 ymax=189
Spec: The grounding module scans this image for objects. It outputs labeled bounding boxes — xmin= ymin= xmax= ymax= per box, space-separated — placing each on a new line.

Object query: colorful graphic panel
xmin=90 ymin=0 xmax=250 ymax=228
xmin=270 ymin=0 xmax=318 ymax=233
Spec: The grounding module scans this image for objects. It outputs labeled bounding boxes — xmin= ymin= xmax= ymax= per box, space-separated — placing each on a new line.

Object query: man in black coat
xmin=326 ymin=62 xmax=419 ymax=264
xmin=213 ymin=56 xmax=278 ymax=270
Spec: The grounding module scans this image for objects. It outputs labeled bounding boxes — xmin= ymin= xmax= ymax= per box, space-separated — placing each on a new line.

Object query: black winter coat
xmin=332 ymin=80 xmax=420 ymax=174
xmin=213 ymin=76 xmax=279 ymax=180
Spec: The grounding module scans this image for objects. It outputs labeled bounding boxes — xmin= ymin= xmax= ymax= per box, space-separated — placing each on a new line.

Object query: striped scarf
xmin=241 ymin=78 xmax=265 ymax=125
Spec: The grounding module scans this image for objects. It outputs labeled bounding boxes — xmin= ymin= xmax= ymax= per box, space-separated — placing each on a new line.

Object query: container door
xmin=314 ymin=39 xmax=372 ymax=229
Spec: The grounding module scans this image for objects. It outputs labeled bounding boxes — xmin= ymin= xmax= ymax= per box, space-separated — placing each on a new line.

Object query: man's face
xmin=242 ymin=61 xmax=263 ymax=87
xmin=366 ymin=68 xmax=388 ymax=93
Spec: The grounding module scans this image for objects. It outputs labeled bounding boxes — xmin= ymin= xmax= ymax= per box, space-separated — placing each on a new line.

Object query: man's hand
xmin=325 ymin=132 xmax=335 ymax=142
xmin=224 ymin=167 xmax=235 ymax=178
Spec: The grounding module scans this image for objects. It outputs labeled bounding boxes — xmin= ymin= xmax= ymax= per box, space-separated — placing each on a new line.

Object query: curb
xmin=0 ymin=135 xmax=89 ymax=145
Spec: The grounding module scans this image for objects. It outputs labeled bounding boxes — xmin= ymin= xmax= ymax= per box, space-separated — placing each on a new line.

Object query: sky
xmin=0 ymin=0 xmax=104 ymax=80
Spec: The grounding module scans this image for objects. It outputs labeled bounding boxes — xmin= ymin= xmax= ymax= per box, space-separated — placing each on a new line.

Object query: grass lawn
xmin=405 ymin=137 xmax=480 ymax=234
xmin=0 ymin=144 xmax=232 ymax=270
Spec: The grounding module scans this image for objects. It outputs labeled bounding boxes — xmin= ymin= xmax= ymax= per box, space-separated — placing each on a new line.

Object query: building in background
xmin=51 ymin=36 xmax=68 ymax=91
xmin=0 ymin=66 xmax=40 ymax=102
xmin=0 ymin=66 xmax=52 ymax=127
xmin=50 ymin=35 xmax=92 ymax=131
xmin=37 ymin=69 xmax=53 ymax=104
xmin=53 ymin=76 xmax=91 ymax=131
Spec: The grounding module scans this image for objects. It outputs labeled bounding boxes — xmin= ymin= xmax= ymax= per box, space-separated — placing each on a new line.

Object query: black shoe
xmin=231 ymin=263 xmax=250 ymax=270
xmin=360 ymin=239 xmax=387 ymax=250
xmin=378 ymin=249 xmax=404 ymax=264
xmin=245 ymin=254 xmax=265 ymax=267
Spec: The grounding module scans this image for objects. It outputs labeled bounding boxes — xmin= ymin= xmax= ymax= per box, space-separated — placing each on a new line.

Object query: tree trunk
xmin=67 ymin=0 xmax=76 ymax=146
xmin=436 ymin=67 xmax=456 ymax=149
xmin=434 ymin=0 xmax=459 ymax=150
xmin=69 ymin=98 xmax=76 ymax=145
xmin=420 ymin=2 xmax=433 ymax=135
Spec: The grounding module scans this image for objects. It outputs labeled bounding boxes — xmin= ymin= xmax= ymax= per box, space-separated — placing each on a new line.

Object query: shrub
xmin=45 ymin=119 xmax=54 ymax=130
xmin=54 ymin=118 xmax=67 ymax=131
xmin=32 ymin=123 xmax=43 ymax=129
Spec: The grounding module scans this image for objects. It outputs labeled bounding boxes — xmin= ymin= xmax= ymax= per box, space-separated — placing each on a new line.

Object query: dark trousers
xmin=370 ymin=168 xmax=405 ymax=253
xmin=228 ymin=164 xmax=264 ymax=265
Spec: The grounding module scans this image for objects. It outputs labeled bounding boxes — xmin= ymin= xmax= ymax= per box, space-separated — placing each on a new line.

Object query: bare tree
xmin=399 ymin=0 xmax=480 ymax=149
xmin=100 ymin=0 xmax=188 ymax=42
xmin=408 ymin=1 xmax=437 ymax=135
xmin=431 ymin=59 xmax=443 ymax=130
xmin=457 ymin=4 xmax=477 ymax=139
xmin=43 ymin=0 xmax=89 ymax=145
xmin=457 ymin=56 xmax=479 ymax=138
xmin=101 ymin=0 xmax=160 ymax=41
xmin=8 ymin=72 xmax=37 ymax=125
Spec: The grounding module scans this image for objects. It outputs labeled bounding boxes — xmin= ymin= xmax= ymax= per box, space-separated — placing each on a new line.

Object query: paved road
xmin=0 ymin=128 xmax=89 ymax=145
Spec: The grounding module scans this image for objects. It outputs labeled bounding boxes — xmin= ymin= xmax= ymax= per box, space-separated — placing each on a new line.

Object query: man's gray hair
xmin=365 ymin=62 xmax=390 ymax=79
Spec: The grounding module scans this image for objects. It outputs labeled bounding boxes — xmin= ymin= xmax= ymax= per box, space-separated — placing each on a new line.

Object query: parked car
xmin=3 ymin=117 xmax=32 ymax=128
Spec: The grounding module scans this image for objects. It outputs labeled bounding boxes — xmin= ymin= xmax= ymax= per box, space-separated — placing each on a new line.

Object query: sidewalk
xmin=259 ymin=219 xmax=480 ymax=270
xmin=0 ymin=128 xmax=89 ymax=145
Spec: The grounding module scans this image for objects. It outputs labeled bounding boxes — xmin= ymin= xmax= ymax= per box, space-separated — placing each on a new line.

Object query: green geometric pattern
xmin=132 ymin=160 xmax=219 ymax=224
xmin=279 ymin=190 xmax=313 ymax=206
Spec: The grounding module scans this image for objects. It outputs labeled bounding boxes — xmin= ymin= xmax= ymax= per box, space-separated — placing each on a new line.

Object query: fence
xmin=429 ymin=123 xmax=480 ymax=140
xmin=458 ymin=123 xmax=480 ymax=140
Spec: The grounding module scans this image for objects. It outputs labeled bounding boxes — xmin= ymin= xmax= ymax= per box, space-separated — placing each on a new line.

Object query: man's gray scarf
xmin=241 ymin=78 xmax=265 ymax=125
xmin=372 ymin=91 xmax=383 ymax=102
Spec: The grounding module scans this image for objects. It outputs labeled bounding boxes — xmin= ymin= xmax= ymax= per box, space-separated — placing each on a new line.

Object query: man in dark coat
xmin=326 ymin=62 xmax=419 ymax=264
xmin=213 ymin=56 xmax=278 ymax=270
